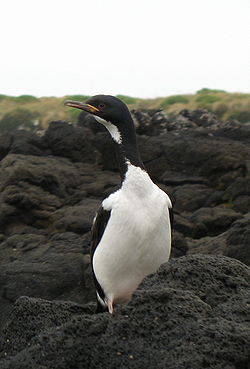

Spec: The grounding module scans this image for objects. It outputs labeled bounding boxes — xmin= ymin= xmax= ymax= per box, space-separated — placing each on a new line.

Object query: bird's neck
xmin=114 ymin=118 xmax=145 ymax=180
xmin=95 ymin=113 xmax=145 ymax=180
xmin=115 ymin=140 xmax=145 ymax=180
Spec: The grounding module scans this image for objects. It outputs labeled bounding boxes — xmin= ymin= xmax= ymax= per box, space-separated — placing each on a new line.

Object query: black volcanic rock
xmin=225 ymin=177 xmax=250 ymax=199
xmin=190 ymin=206 xmax=242 ymax=237
xmin=141 ymin=254 xmax=250 ymax=311
xmin=0 ymin=133 xmax=12 ymax=160
xmin=77 ymin=110 xmax=106 ymax=134
xmin=52 ymin=199 xmax=100 ymax=234
xmin=225 ymin=213 xmax=250 ymax=266
xmin=0 ymin=255 xmax=249 ymax=369
xmin=179 ymin=108 xmax=220 ymax=127
xmin=0 ymin=109 xmax=250 ymax=368
xmin=0 ymin=130 xmax=46 ymax=160
xmin=224 ymin=177 xmax=250 ymax=213
xmin=173 ymin=213 xmax=197 ymax=237
xmin=170 ymin=230 xmax=188 ymax=257
xmin=187 ymin=231 xmax=228 ymax=256
xmin=188 ymin=212 xmax=250 ymax=266
xmin=0 ymin=230 xmax=94 ymax=329
xmin=9 ymin=130 xmax=46 ymax=157
xmin=42 ymin=121 xmax=97 ymax=163
xmin=131 ymin=109 xmax=169 ymax=135
xmin=173 ymin=184 xmax=214 ymax=212
xmin=214 ymin=123 xmax=250 ymax=145
xmin=138 ymin=130 xmax=249 ymax=188
xmin=0 ymin=154 xmax=118 ymax=234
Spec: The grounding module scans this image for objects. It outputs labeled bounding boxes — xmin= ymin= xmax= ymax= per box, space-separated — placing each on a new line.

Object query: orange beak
xmin=64 ymin=100 xmax=99 ymax=114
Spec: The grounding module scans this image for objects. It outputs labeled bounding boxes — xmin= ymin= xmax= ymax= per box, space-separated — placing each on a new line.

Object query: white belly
xmin=93 ymin=171 xmax=171 ymax=304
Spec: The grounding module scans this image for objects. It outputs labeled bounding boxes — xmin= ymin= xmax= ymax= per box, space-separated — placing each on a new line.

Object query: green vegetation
xmin=0 ymin=94 xmax=39 ymax=103
xmin=228 ymin=110 xmax=250 ymax=123
xmin=195 ymin=88 xmax=226 ymax=106
xmin=196 ymin=88 xmax=226 ymax=94
xmin=161 ymin=95 xmax=189 ymax=108
xmin=116 ymin=95 xmax=139 ymax=104
xmin=0 ymin=94 xmax=8 ymax=101
xmin=196 ymin=94 xmax=222 ymax=104
xmin=0 ymin=108 xmax=40 ymax=132
xmin=10 ymin=95 xmax=39 ymax=103
xmin=65 ymin=94 xmax=90 ymax=102
xmin=0 ymin=90 xmax=249 ymax=132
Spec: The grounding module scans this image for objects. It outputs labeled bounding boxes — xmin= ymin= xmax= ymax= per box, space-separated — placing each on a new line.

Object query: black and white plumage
xmin=64 ymin=95 xmax=172 ymax=314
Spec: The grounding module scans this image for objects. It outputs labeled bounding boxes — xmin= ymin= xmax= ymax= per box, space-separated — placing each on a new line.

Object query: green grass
xmin=0 ymin=108 xmax=40 ymax=132
xmin=0 ymin=90 xmax=250 ymax=130
xmin=65 ymin=94 xmax=90 ymax=102
xmin=115 ymin=95 xmax=139 ymax=104
xmin=0 ymin=94 xmax=39 ymax=103
xmin=161 ymin=95 xmax=189 ymax=108
xmin=196 ymin=88 xmax=227 ymax=94
xmin=228 ymin=110 xmax=250 ymax=123
xmin=196 ymin=94 xmax=222 ymax=104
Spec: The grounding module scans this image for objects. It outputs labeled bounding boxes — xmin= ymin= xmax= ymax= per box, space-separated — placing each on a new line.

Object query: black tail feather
xmin=95 ymin=300 xmax=108 ymax=314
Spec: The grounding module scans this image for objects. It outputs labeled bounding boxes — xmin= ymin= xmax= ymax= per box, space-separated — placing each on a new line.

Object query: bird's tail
xmin=95 ymin=300 xmax=109 ymax=314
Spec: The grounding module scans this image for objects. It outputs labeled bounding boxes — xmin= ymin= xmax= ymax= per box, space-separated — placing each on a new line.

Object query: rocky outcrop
xmin=225 ymin=213 xmax=250 ymax=264
xmin=131 ymin=109 xmax=170 ymax=135
xmin=0 ymin=109 xmax=250 ymax=368
xmin=0 ymin=255 xmax=249 ymax=369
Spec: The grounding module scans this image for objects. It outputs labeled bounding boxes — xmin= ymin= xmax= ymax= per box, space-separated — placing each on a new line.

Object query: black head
xmin=64 ymin=94 xmax=144 ymax=175
xmin=64 ymin=95 xmax=132 ymax=127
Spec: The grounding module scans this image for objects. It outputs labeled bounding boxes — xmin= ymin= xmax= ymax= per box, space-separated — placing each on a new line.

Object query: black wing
xmin=90 ymin=206 xmax=111 ymax=313
xmin=169 ymin=207 xmax=174 ymax=228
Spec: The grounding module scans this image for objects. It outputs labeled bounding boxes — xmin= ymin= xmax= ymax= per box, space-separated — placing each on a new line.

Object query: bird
xmin=64 ymin=95 xmax=172 ymax=314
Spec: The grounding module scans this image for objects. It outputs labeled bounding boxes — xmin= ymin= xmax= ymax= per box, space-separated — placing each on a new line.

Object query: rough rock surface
xmin=0 ymin=255 xmax=249 ymax=369
xmin=225 ymin=213 xmax=250 ymax=264
xmin=0 ymin=109 xmax=250 ymax=368
xmin=131 ymin=108 xmax=169 ymax=135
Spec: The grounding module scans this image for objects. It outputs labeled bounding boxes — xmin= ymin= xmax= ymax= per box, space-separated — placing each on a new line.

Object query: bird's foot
xmin=107 ymin=300 xmax=114 ymax=314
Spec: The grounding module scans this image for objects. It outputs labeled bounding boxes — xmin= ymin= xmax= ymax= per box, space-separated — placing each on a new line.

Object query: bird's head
xmin=64 ymin=95 xmax=134 ymax=144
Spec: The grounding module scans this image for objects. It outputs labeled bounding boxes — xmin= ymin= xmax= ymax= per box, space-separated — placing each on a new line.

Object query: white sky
xmin=1 ymin=0 xmax=249 ymax=98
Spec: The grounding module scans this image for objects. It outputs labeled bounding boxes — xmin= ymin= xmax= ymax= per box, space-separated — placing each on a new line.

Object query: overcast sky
xmin=1 ymin=0 xmax=249 ymax=98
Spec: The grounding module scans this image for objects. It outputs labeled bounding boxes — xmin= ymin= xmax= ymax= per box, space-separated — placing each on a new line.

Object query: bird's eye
xmin=98 ymin=103 xmax=105 ymax=109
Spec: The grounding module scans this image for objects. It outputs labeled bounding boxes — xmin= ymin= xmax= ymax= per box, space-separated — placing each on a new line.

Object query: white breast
xmin=93 ymin=164 xmax=172 ymax=305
